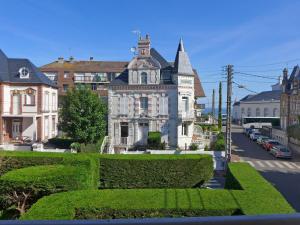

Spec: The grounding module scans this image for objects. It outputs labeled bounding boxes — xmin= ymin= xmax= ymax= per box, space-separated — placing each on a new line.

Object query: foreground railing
xmin=1 ymin=214 xmax=300 ymax=225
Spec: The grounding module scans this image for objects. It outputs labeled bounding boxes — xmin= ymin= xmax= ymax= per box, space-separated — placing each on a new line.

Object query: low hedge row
xmin=99 ymin=154 xmax=213 ymax=188
xmin=21 ymin=162 xmax=295 ymax=220
xmin=75 ymin=208 xmax=241 ymax=219
xmin=21 ymin=189 xmax=240 ymax=220
xmin=48 ymin=137 xmax=74 ymax=149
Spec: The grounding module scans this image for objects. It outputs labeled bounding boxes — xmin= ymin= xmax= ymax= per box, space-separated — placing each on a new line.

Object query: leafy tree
xmin=218 ymin=81 xmax=222 ymax=130
xmin=59 ymin=86 xmax=107 ymax=144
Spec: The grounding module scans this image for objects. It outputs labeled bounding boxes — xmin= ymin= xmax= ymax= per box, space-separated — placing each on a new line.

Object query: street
xmin=231 ymin=124 xmax=300 ymax=212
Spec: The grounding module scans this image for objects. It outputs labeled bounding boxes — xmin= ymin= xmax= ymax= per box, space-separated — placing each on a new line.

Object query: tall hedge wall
xmin=99 ymin=154 xmax=213 ymax=188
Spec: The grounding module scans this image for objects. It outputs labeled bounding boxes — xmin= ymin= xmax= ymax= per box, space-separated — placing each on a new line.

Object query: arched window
xmin=273 ymin=108 xmax=278 ymax=117
xmin=247 ymin=108 xmax=251 ymax=117
xmin=24 ymin=88 xmax=36 ymax=106
xmin=256 ymin=108 xmax=260 ymax=117
xmin=141 ymin=72 xmax=147 ymax=84
xmin=241 ymin=108 xmax=245 ymax=116
xmin=264 ymin=108 xmax=269 ymax=117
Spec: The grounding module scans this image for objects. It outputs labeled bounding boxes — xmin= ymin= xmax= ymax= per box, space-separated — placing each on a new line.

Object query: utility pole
xmin=212 ymin=89 xmax=215 ymax=120
xmin=225 ymin=65 xmax=233 ymax=164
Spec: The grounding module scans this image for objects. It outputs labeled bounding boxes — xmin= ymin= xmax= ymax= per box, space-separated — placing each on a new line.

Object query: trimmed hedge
xmin=21 ymin=189 xmax=240 ymax=220
xmin=21 ymin=162 xmax=295 ymax=220
xmin=0 ymin=151 xmax=100 ymax=219
xmin=75 ymin=208 xmax=241 ymax=219
xmin=99 ymin=154 xmax=213 ymax=188
xmin=147 ymin=132 xmax=161 ymax=149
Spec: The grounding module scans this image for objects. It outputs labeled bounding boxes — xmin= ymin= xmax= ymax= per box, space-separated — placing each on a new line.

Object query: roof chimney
xmin=58 ymin=57 xmax=64 ymax=64
xmin=137 ymin=34 xmax=151 ymax=57
xmin=90 ymin=56 xmax=94 ymax=61
xmin=69 ymin=56 xmax=74 ymax=63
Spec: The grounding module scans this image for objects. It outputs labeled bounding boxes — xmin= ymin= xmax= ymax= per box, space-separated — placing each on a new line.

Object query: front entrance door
xmin=138 ymin=123 xmax=149 ymax=145
xmin=12 ymin=120 xmax=21 ymax=139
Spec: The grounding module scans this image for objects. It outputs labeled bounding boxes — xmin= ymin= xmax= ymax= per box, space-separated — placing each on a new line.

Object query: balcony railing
xmin=178 ymin=111 xmax=195 ymax=120
xmin=1 ymin=213 xmax=300 ymax=225
xmin=74 ymin=76 xmax=108 ymax=83
xmin=120 ymin=137 xmax=128 ymax=145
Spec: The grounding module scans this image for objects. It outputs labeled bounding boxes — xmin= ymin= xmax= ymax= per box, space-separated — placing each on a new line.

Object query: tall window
xmin=52 ymin=93 xmax=56 ymax=111
xmin=241 ymin=108 xmax=245 ymax=116
xmin=264 ymin=108 xmax=269 ymax=117
xmin=140 ymin=97 xmax=148 ymax=110
xmin=44 ymin=92 xmax=49 ymax=111
xmin=25 ymin=93 xmax=35 ymax=106
xmin=52 ymin=116 xmax=56 ymax=132
xmin=247 ymin=108 xmax=251 ymax=117
xmin=64 ymin=72 xmax=69 ymax=78
xmin=182 ymin=123 xmax=188 ymax=136
xmin=273 ymin=108 xmax=278 ymax=117
xmin=63 ymin=84 xmax=69 ymax=92
xmin=141 ymin=72 xmax=147 ymax=84
xmin=256 ymin=108 xmax=260 ymax=117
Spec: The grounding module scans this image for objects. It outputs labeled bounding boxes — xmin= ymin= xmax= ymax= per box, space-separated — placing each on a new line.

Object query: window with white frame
xmin=44 ymin=92 xmax=49 ymax=111
xmin=140 ymin=97 xmax=148 ymax=111
xmin=64 ymin=72 xmax=69 ymax=78
xmin=52 ymin=93 xmax=56 ymax=111
xmin=256 ymin=108 xmax=260 ymax=117
xmin=25 ymin=92 xmax=35 ymax=106
xmin=141 ymin=72 xmax=147 ymax=84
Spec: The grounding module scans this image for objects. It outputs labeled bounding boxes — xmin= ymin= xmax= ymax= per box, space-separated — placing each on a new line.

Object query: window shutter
xmin=124 ymin=97 xmax=128 ymax=114
xmin=164 ymin=97 xmax=168 ymax=115
xmin=120 ymin=97 xmax=124 ymax=114
xmin=129 ymin=122 xmax=134 ymax=144
xmin=114 ymin=123 xmax=119 ymax=144
xmin=159 ymin=98 xmax=163 ymax=115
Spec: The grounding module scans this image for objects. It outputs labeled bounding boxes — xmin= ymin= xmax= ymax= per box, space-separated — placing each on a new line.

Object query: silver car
xmin=257 ymin=136 xmax=269 ymax=145
xmin=270 ymin=145 xmax=292 ymax=159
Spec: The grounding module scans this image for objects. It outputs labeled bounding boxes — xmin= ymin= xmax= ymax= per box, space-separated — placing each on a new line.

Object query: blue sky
xmin=1 ymin=0 xmax=300 ymax=109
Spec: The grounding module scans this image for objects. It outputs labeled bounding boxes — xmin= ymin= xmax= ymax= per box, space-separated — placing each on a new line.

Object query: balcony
xmin=178 ymin=110 xmax=195 ymax=121
xmin=74 ymin=75 xmax=108 ymax=83
xmin=120 ymin=137 xmax=128 ymax=145
xmin=3 ymin=213 xmax=300 ymax=225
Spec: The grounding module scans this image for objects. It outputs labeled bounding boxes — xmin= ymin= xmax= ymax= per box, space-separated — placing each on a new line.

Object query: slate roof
xmin=0 ymin=49 xmax=57 ymax=87
xmin=41 ymin=60 xmax=128 ymax=73
xmin=240 ymin=91 xmax=281 ymax=102
xmin=288 ymin=65 xmax=300 ymax=81
xmin=174 ymin=38 xmax=195 ymax=76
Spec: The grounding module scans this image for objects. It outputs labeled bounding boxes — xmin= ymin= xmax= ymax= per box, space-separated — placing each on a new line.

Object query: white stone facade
xmin=108 ymin=36 xmax=199 ymax=151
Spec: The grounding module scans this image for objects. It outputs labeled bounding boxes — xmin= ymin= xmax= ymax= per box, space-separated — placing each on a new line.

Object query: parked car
xmin=257 ymin=136 xmax=270 ymax=145
xmin=250 ymin=132 xmax=261 ymax=141
xmin=270 ymin=145 xmax=292 ymax=159
xmin=263 ymin=140 xmax=281 ymax=151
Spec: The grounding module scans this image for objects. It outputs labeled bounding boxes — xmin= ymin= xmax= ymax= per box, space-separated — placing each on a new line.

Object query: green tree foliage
xmin=218 ymin=81 xmax=222 ymax=130
xmin=59 ymin=86 xmax=107 ymax=144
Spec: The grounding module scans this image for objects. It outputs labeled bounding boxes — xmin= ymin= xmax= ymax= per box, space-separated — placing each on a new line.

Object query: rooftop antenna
xmin=130 ymin=30 xmax=140 ymax=56
xmin=132 ymin=30 xmax=141 ymax=40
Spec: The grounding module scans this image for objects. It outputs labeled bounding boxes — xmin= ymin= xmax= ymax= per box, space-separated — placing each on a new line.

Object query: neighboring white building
xmin=232 ymin=80 xmax=282 ymax=125
xmin=108 ymin=35 xmax=205 ymax=151
xmin=0 ymin=50 xmax=58 ymax=145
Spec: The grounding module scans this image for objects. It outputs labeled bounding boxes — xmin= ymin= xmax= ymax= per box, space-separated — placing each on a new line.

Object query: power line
xmin=235 ymin=71 xmax=278 ymax=80
xmin=235 ymin=58 xmax=300 ymax=68
xmin=233 ymin=81 xmax=258 ymax=94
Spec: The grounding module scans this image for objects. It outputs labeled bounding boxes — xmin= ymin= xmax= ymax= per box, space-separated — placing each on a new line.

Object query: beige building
xmin=0 ymin=50 xmax=58 ymax=145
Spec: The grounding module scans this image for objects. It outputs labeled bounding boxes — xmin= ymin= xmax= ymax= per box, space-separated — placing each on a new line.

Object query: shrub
xmin=147 ymin=132 xmax=161 ymax=149
xmin=0 ymin=165 xmax=90 ymax=216
xmin=99 ymin=154 xmax=213 ymax=188
xmin=189 ymin=143 xmax=199 ymax=150
xmin=80 ymin=137 xmax=104 ymax=153
xmin=204 ymin=145 xmax=209 ymax=151
xmin=212 ymin=133 xmax=225 ymax=151
xmin=21 ymin=163 xmax=295 ymax=220
xmin=70 ymin=142 xmax=81 ymax=151
xmin=48 ymin=137 xmax=74 ymax=149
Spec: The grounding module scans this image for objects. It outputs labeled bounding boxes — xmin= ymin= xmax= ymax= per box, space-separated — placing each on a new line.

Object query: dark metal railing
xmin=1 ymin=213 xmax=300 ymax=225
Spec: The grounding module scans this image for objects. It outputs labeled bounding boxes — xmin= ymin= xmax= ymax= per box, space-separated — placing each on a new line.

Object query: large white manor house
xmin=108 ymin=35 xmax=204 ymax=151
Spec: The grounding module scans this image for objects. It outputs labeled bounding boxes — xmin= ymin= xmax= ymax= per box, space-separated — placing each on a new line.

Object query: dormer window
xmin=19 ymin=67 xmax=30 ymax=79
xmin=141 ymin=72 xmax=147 ymax=84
